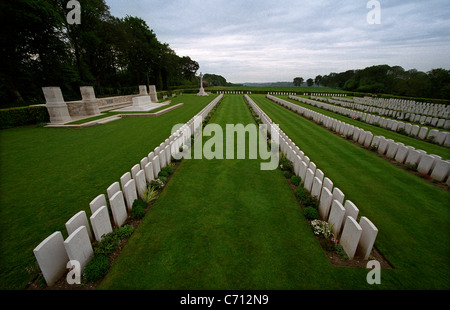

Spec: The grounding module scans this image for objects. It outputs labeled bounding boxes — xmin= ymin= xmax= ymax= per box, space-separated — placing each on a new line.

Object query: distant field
xmin=206 ymin=86 xmax=347 ymax=93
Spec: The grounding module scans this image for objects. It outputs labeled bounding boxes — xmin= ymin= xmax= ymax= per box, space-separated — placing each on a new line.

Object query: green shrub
xmin=290 ymin=175 xmax=301 ymax=186
xmin=131 ymin=199 xmax=147 ymax=219
xmin=0 ymin=105 xmax=49 ymax=129
xmin=150 ymin=179 xmax=165 ymax=190
xmin=279 ymin=153 xmax=293 ymax=172
xmin=296 ymin=187 xmax=319 ymax=208
xmin=92 ymin=225 xmax=134 ymax=256
xmin=158 ymin=170 xmax=169 ymax=178
xmin=141 ymin=186 xmax=158 ymax=204
xmin=83 ymin=255 xmax=109 ymax=283
xmin=296 ymin=187 xmax=308 ymax=201
xmin=161 ymin=165 xmax=174 ymax=175
xmin=283 ymin=170 xmax=293 ymax=179
xmin=335 ymin=244 xmax=349 ymax=261
xmin=304 ymin=207 xmax=319 ymax=220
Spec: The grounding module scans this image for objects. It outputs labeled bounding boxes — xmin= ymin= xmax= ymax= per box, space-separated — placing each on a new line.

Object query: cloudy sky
xmin=105 ymin=0 xmax=450 ymax=83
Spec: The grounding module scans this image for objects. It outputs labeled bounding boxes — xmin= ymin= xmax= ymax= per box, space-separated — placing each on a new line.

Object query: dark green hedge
xmin=0 ymin=105 xmax=49 ymax=129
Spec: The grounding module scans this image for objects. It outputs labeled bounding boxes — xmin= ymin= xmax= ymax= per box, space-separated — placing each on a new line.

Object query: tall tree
xmin=293 ymin=77 xmax=304 ymax=87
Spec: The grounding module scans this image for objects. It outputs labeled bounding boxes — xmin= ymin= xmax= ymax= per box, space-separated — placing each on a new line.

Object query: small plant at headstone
xmin=396 ymin=128 xmax=408 ymax=136
xmin=279 ymin=153 xmax=293 ymax=173
xmin=92 ymin=225 xmax=134 ymax=256
xmin=158 ymin=170 xmax=169 ymax=179
xmin=150 ymin=179 xmax=165 ymax=190
xmin=370 ymin=145 xmax=378 ymax=152
xmin=304 ymin=207 xmax=319 ymax=220
xmin=161 ymin=165 xmax=174 ymax=175
xmin=296 ymin=187 xmax=319 ymax=209
xmin=334 ymin=244 xmax=349 ymax=261
xmin=83 ymin=254 xmax=109 ymax=283
xmin=290 ymin=175 xmax=302 ymax=186
xmin=405 ymin=163 xmax=417 ymax=171
xmin=283 ymin=170 xmax=293 ymax=179
xmin=131 ymin=199 xmax=147 ymax=219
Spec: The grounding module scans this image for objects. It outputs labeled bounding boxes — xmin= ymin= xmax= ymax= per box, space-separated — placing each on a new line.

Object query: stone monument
xmin=196 ymin=72 xmax=208 ymax=96
xmin=80 ymin=86 xmax=100 ymax=116
xmin=42 ymin=87 xmax=72 ymax=124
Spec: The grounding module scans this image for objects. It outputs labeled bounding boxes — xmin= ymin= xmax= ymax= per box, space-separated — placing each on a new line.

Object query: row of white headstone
xmin=307 ymin=93 xmax=346 ymax=97
xmin=32 ymin=94 xmax=224 ymax=286
xmin=355 ymin=96 xmax=450 ymax=118
xmin=245 ymin=94 xmax=378 ymax=260
xmin=308 ymin=96 xmax=450 ymax=146
xmin=326 ymin=96 xmax=450 ymax=130
xmin=273 ymin=95 xmax=450 ymax=185
xmin=267 ymin=92 xmax=297 ymax=96
xmin=216 ymin=91 xmax=251 ymax=94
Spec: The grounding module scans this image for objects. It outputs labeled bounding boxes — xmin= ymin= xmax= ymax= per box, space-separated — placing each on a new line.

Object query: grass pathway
xmin=0 ymin=95 xmax=216 ymax=289
xmin=250 ymin=94 xmax=450 ymax=289
xmin=99 ymin=95 xmax=375 ymax=289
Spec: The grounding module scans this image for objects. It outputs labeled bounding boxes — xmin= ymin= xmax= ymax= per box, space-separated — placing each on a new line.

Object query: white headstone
xmin=418 ymin=127 xmax=428 ymax=140
xmin=311 ymin=177 xmax=323 ymax=199
xmin=64 ymin=226 xmax=93 ymax=272
xmin=120 ymin=172 xmax=131 ymax=190
xmin=339 ymin=216 xmax=362 ymax=260
xmin=65 ymin=211 xmax=93 ymax=242
xmin=323 ymin=177 xmax=333 ymax=192
xmin=417 ymin=154 xmax=436 ymax=175
xmin=343 ymin=200 xmax=359 ymax=222
xmin=328 ymin=200 xmax=346 ymax=237
xmin=107 ymin=182 xmax=120 ymax=201
xmin=332 ymin=187 xmax=345 ymax=205
xmin=386 ymin=141 xmax=400 ymax=158
xmin=304 ymin=168 xmax=315 ymax=192
xmin=314 ymin=169 xmax=324 ymax=183
xmin=109 ymin=191 xmax=128 ymax=228
xmin=90 ymin=206 xmax=113 ymax=242
xmin=299 ymin=161 xmax=308 ymax=182
xmin=135 ymin=170 xmax=147 ymax=199
xmin=430 ymin=160 xmax=450 ymax=182
xmin=123 ymin=179 xmax=137 ymax=212
xmin=140 ymin=157 xmax=149 ymax=171
xmin=159 ymin=150 xmax=167 ymax=169
xmin=357 ymin=216 xmax=378 ymax=260
xmin=164 ymin=145 xmax=172 ymax=166
xmin=131 ymin=164 xmax=140 ymax=181
xmin=394 ymin=145 xmax=410 ymax=164
xmin=33 ymin=231 xmax=69 ymax=286
xmin=89 ymin=194 xmax=107 ymax=215
xmin=144 ymin=162 xmax=155 ymax=183
xmin=405 ymin=149 xmax=423 ymax=166
xmin=152 ymin=155 xmax=161 ymax=179
xmin=318 ymin=187 xmax=333 ymax=220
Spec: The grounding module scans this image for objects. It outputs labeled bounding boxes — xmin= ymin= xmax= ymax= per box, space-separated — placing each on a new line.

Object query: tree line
xmin=0 ymin=0 xmax=200 ymax=107
xmin=294 ymin=65 xmax=450 ymax=99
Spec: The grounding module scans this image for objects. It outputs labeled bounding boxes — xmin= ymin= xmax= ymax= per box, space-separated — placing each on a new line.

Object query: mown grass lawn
xmin=249 ymin=94 xmax=450 ymax=289
xmin=0 ymin=94 xmax=216 ymax=289
xmin=280 ymin=95 xmax=450 ymax=159
xmin=99 ymin=95 xmax=384 ymax=290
